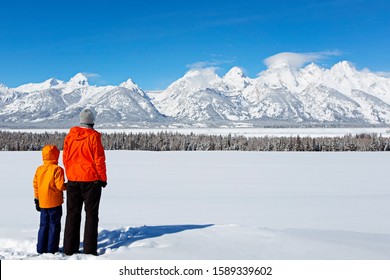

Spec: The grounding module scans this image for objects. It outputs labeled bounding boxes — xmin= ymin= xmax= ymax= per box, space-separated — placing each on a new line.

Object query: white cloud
xmin=185 ymin=61 xmax=223 ymax=78
xmin=186 ymin=61 xmax=219 ymax=69
xmin=186 ymin=57 xmax=236 ymax=70
xmin=376 ymin=71 xmax=390 ymax=78
xmin=79 ymin=72 xmax=109 ymax=86
xmin=81 ymin=72 xmax=101 ymax=78
xmin=362 ymin=68 xmax=390 ymax=78
xmin=263 ymin=51 xmax=341 ymax=68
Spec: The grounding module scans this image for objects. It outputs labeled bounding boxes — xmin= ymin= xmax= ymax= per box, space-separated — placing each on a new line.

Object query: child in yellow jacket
xmin=33 ymin=145 xmax=66 ymax=254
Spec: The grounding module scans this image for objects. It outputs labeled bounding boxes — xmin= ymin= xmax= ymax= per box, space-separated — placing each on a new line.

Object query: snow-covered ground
xmin=0 ymin=150 xmax=390 ymax=260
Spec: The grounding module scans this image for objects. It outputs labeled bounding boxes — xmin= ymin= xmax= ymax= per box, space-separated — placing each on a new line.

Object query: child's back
xmin=33 ymin=145 xmax=66 ymax=254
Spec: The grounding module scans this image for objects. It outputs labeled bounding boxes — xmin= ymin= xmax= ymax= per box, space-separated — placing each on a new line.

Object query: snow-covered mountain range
xmin=1 ymin=61 xmax=390 ymax=128
xmin=0 ymin=74 xmax=165 ymax=128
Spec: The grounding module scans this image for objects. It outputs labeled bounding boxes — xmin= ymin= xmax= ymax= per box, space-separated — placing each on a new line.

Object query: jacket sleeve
xmin=54 ymin=167 xmax=67 ymax=191
xmin=62 ymin=134 xmax=69 ymax=171
xmin=92 ymin=132 xmax=107 ymax=182
xmin=33 ymin=168 xmax=39 ymax=199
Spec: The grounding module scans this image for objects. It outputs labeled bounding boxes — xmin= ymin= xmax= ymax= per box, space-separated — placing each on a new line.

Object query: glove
xmin=34 ymin=198 xmax=41 ymax=212
xmin=95 ymin=180 xmax=107 ymax=188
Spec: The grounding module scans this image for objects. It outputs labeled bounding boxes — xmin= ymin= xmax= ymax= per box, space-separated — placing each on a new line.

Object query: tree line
xmin=1 ymin=130 xmax=390 ymax=152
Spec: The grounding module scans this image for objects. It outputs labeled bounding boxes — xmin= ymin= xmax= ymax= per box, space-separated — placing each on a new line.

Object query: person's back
xmin=63 ymin=108 xmax=107 ymax=256
xmin=63 ymin=126 xmax=106 ymax=182
xmin=33 ymin=145 xmax=66 ymax=254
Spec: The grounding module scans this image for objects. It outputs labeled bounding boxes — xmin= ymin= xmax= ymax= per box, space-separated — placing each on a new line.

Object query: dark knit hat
xmin=79 ymin=108 xmax=95 ymax=125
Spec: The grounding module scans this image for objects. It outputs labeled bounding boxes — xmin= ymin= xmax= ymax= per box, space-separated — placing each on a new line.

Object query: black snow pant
xmin=63 ymin=181 xmax=102 ymax=256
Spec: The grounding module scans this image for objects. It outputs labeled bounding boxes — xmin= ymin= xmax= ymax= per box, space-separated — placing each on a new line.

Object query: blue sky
xmin=0 ymin=0 xmax=389 ymax=90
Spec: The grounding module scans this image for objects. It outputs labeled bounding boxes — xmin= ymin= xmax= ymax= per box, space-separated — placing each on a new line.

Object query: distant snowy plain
xmin=0 ymin=149 xmax=389 ymax=260
xmin=3 ymin=126 xmax=390 ymax=137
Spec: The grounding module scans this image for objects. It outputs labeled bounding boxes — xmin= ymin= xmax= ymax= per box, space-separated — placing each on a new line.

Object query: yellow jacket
xmin=33 ymin=145 xmax=66 ymax=208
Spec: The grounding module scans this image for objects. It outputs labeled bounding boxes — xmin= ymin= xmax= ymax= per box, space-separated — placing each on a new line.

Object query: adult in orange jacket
xmin=63 ymin=108 xmax=107 ymax=256
xmin=33 ymin=145 xmax=66 ymax=254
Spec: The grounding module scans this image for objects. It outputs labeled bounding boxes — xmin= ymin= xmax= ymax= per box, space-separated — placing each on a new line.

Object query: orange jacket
xmin=63 ymin=126 xmax=107 ymax=182
xmin=33 ymin=145 xmax=66 ymax=208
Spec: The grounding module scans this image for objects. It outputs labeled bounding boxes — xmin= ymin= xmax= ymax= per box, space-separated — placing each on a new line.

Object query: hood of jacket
xmin=42 ymin=145 xmax=60 ymax=164
xmin=67 ymin=126 xmax=97 ymax=141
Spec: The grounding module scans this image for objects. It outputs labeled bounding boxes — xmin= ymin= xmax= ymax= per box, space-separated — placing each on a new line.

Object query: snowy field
xmin=0 ymin=150 xmax=390 ymax=260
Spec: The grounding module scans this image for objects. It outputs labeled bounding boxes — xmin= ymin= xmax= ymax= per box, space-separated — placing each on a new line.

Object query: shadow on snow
xmin=96 ymin=224 xmax=214 ymax=254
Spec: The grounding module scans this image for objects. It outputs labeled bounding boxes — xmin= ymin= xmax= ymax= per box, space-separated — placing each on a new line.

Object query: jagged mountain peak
xmin=0 ymin=83 xmax=9 ymax=90
xmin=47 ymin=77 xmax=60 ymax=86
xmin=303 ymin=62 xmax=323 ymax=72
xmin=224 ymin=67 xmax=246 ymax=78
xmin=257 ymin=61 xmax=301 ymax=91
xmin=0 ymin=84 xmax=15 ymax=102
xmin=119 ymin=78 xmax=146 ymax=97
xmin=120 ymin=78 xmax=139 ymax=90
xmin=14 ymin=77 xmax=64 ymax=93
xmin=330 ymin=61 xmax=357 ymax=74
xmin=220 ymin=67 xmax=252 ymax=92
xmin=168 ymin=68 xmax=221 ymax=92
xmin=68 ymin=73 xmax=89 ymax=86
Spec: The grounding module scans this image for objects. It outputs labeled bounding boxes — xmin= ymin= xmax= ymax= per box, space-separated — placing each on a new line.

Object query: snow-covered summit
xmin=13 ymin=73 xmax=89 ymax=94
xmin=68 ymin=73 xmax=89 ymax=87
xmin=15 ymin=77 xmax=65 ymax=93
xmin=222 ymin=67 xmax=251 ymax=87
xmin=119 ymin=78 xmax=138 ymax=90
xmin=119 ymin=78 xmax=147 ymax=97
xmin=170 ymin=68 xmax=221 ymax=92
xmin=47 ymin=77 xmax=60 ymax=87
xmin=224 ymin=67 xmax=245 ymax=79
xmin=0 ymin=84 xmax=18 ymax=105
xmin=257 ymin=60 xmax=302 ymax=91
xmin=330 ymin=60 xmax=356 ymax=73
xmin=0 ymin=83 xmax=11 ymax=92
